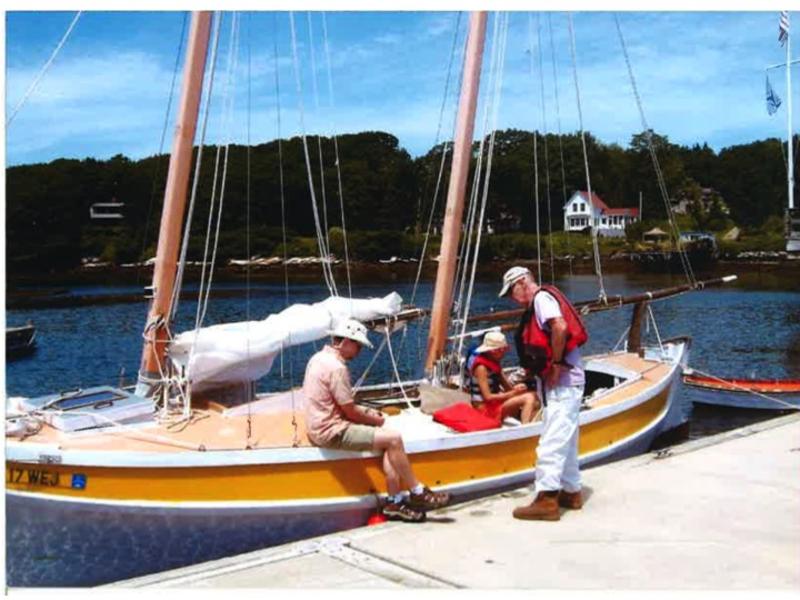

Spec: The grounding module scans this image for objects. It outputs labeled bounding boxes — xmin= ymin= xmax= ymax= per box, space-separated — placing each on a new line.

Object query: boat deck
xmin=14 ymin=350 xmax=673 ymax=454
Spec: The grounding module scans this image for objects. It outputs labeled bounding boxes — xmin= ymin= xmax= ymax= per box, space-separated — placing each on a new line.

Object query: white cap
xmin=475 ymin=330 xmax=509 ymax=354
xmin=329 ymin=318 xmax=374 ymax=349
xmin=498 ymin=266 xmax=531 ymax=298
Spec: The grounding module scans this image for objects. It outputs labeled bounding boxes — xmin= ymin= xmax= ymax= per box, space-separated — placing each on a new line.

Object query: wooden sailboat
xmin=6 ymin=11 xmax=731 ymax=587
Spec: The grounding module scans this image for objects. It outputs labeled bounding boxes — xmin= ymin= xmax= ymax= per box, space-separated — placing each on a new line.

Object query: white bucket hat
xmin=476 ymin=330 xmax=509 ymax=354
xmin=498 ymin=266 xmax=531 ymax=298
xmin=329 ymin=318 xmax=374 ymax=349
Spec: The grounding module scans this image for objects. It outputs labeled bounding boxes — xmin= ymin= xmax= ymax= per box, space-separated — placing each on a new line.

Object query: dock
xmin=111 ymin=412 xmax=800 ymax=589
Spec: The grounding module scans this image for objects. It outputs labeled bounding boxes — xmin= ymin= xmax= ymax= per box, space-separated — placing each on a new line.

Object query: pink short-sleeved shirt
xmin=303 ymin=345 xmax=355 ymax=446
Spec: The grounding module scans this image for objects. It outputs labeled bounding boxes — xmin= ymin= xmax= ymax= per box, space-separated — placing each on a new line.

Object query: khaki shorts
xmin=331 ymin=424 xmax=376 ymax=451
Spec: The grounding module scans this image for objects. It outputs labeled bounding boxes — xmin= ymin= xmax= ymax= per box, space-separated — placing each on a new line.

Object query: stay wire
xmin=196 ymin=12 xmax=241 ymax=330
xmin=528 ymin=13 xmax=542 ymax=285
xmin=288 ymin=11 xmax=338 ymax=297
xmin=307 ymin=12 xmax=334 ymax=272
xmin=275 ymin=13 xmax=299 ymax=446
xmin=171 ymin=11 xmax=223 ymax=323
xmin=548 ymin=14 xmax=572 ymax=275
xmin=567 ymin=13 xmax=607 ymax=303
xmin=138 ymin=12 xmax=189 ymax=288
xmin=613 ymin=13 xmax=696 ymax=287
xmin=322 ymin=12 xmax=353 ymax=299
xmin=536 ymin=14 xmax=556 ymax=284
xmin=409 ymin=11 xmax=464 ymax=311
xmin=7 ymin=11 xmax=82 ymax=126
xmin=457 ymin=12 xmax=509 ymax=360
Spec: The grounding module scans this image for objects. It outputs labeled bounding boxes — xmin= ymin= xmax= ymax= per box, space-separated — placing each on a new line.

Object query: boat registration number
xmin=6 ymin=466 xmax=63 ymax=487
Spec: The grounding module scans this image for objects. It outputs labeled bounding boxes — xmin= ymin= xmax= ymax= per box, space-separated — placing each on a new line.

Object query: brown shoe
xmin=406 ymin=486 xmax=452 ymax=511
xmin=512 ymin=491 xmax=560 ymax=521
xmin=559 ymin=489 xmax=583 ymax=510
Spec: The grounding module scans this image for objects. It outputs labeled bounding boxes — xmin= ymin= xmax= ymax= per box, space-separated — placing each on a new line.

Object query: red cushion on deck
xmin=433 ymin=402 xmax=501 ymax=432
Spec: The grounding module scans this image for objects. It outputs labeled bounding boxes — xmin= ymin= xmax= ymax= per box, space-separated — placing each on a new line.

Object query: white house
xmin=563 ymin=191 xmax=639 ymax=236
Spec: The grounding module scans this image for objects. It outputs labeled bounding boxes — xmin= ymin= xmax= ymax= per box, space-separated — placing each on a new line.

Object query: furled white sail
xmin=168 ymin=292 xmax=403 ymax=390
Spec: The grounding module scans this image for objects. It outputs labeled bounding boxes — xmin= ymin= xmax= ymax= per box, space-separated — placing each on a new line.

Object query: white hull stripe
xmin=6 ymin=467 xmax=537 ymax=511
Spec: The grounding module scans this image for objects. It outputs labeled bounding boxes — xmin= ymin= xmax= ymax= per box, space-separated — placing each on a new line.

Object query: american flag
xmin=779 ymin=11 xmax=790 ymax=46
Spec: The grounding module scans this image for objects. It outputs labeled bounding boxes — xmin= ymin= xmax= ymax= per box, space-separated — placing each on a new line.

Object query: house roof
xmin=567 ymin=191 xmax=609 ymax=212
xmin=605 ymin=207 xmax=639 ymax=217
xmin=568 ymin=191 xmax=638 ymax=217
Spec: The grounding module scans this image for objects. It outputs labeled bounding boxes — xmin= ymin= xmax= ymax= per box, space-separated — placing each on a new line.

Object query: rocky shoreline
xmin=7 ymin=254 xmax=799 ymax=309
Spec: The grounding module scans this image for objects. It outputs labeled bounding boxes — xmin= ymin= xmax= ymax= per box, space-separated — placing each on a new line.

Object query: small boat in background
xmin=6 ymin=322 xmax=36 ymax=359
xmin=683 ymin=372 xmax=800 ymax=410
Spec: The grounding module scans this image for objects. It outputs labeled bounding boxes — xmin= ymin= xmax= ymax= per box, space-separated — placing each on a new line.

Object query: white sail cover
xmin=169 ymin=292 xmax=403 ymax=390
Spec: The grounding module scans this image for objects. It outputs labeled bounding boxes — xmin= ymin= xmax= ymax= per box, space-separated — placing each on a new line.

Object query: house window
xmin=580 ymin=203 xmax=585 ymax=212
xmin=573 ymin=204 xmax=578 ymax=213
xmin=602 ymin=217 xmax=607 ymax=225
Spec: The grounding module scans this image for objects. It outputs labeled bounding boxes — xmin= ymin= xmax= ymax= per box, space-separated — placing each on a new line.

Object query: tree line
xmin=6 ymin=129 xmax=792 ymax=274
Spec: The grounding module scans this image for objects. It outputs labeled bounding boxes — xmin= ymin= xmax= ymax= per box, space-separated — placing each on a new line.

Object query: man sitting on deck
xmin=467 ymin=330 xmax=540 ymax=425
xmin=303 ymin=318 xmax=452 ymax=523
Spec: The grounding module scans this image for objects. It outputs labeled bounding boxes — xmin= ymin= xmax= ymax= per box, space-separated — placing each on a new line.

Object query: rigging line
xmin=454 ymin=152 xmax=483 ymax=318
xmin=246 ymin=12 xmax=253 ymax=447
xmin=453 ymin=13 xmax=499 ymax=332
xmin=567 ymin=13 xmax=607 ymax=302
xmin=384 ymin=325 xmax=414 ymax=409
xmin=138 ymin=12 xmax=189 ymax=289
xmin=307 ymin=12 xmax=334 ymax=276
xmin=613 ymin=14 xmax=696 ymax=287
xmin=353 ymin=333 xmax=389 ymax=390
xmin=548 ymin=13 xmax=572 ymax=274
xmin=171 ymin=11 xmax=223 ymax=323
xmin=196 ymin=12 xmax=241 ymax=330
xmin=458 ymin=12 xmax=509 ymax=359
xmin=321 ymin=12 xmax=353 ymax=299
xmin=528 ymin=13 xmax=542 ymax=286
xmin=456 ymin=11 xmax=504 ymax=354
xmin=409 ymin=11 xmax=465 ymax=310
xmin=535 ymin=13 xmax=556 ymax=284
xmin=288 ymin=11 xmax=338 ymax=297
xmin=7 ymin=11 xmax=82 ymax=126
xmin=274 ymin=13 xmax=298 ymax=447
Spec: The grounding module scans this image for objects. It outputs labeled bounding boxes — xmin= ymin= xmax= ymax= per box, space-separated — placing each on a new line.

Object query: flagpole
xmin=788 ymin=12 xmax=795 ymax=210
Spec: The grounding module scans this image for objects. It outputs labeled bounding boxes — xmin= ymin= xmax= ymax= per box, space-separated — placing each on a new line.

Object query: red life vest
xmin=466 ymin=354 xmax=502 ymax=400
xmin=514 ymin=285 xmax=588 ymax=377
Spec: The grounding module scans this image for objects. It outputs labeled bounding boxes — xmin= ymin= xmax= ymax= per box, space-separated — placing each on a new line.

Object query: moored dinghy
xmin=683 ymin=372 xmax=800 ymax=410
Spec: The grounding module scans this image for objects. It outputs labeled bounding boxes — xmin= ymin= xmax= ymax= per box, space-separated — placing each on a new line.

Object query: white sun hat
xmin=498 ymin=265 xmax=531 ymax=298
xmin=475 ymin=330 xmax=509 ymax=354
xmin=329 ymin=318 xmax=374 ymax=349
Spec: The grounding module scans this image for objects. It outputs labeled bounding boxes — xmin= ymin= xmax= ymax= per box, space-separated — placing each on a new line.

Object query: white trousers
xmin=534 ymin=384 xmax=582 ymax=494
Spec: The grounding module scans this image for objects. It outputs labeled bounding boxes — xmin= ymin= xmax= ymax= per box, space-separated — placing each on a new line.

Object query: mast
xmin=425 ymin=11 xmax=487 ymax=373
xmin=787 ymin=12 xmax=794 ymax=212
xmin=136 ymin=11 xmax=213 ymax=397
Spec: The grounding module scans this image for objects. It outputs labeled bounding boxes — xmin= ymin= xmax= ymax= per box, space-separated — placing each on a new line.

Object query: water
xmin=7 ymin=271 xmax=800 ymax=440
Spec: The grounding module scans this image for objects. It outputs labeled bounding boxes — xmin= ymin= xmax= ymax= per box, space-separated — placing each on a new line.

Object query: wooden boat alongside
xmin=683 ymin=372 xmax=800 ymax=410
xmin=6 ymin=322 xmax=36 ymax=359
xmin=6 ymin=336 xmax=688 ymax=586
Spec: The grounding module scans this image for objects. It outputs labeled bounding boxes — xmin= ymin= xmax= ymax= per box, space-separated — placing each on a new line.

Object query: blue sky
xmin=4 ymin=10 xmax=796 ymax=167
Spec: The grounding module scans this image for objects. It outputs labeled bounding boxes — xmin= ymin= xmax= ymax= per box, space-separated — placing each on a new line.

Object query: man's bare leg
xmin=372 ymin=428 xmax=419 ymax=492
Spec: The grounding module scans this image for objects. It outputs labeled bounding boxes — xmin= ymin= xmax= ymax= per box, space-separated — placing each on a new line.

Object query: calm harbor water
xmin=7 ymin=270 xmax=800 ymax=439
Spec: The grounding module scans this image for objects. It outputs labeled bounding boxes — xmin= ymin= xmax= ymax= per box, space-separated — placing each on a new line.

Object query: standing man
xmin=498 ymin=266 xmax=587 ymax=521
xmin=303 ymin=318 xmax=451 ymax=523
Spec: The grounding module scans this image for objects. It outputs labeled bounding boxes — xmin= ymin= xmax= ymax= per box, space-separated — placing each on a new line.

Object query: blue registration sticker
xmin=71 ymin=474 xmax=87 ymax=490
